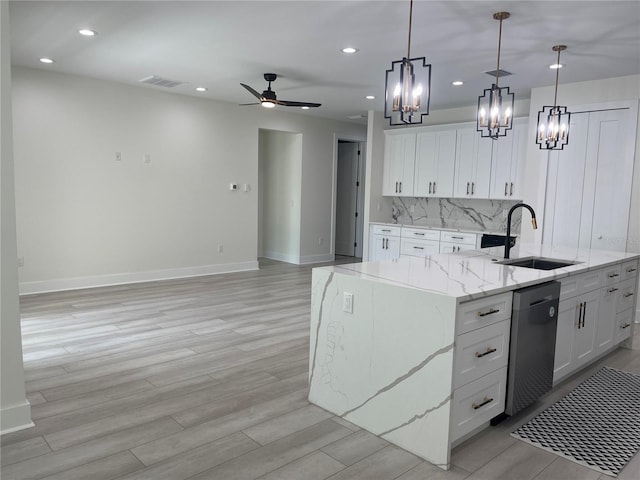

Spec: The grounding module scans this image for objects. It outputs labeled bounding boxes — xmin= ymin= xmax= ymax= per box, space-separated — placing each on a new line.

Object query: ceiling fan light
xmin=261 ymin=101 xmax=276 ymax=108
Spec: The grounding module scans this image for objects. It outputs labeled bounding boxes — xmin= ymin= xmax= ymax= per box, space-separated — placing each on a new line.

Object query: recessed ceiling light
xmin=78 ymin=29 xmax=97 ymax=36
xmin=301 ymin=106 xmax=310 ymax=110
xmin=39 ymin=58 xmax=54 ymax=64
xmin=451 ymin=80 xmax=464 ymax=86
xmin=549 ymin=63 xmax=564 ymax=69
xmin=341 ymin=47 xmax=358 ymax=54
xmin=365 ymin=95 xmax=375 ymax=100
xmin=195 ymin=87 xmax=207 ymax=92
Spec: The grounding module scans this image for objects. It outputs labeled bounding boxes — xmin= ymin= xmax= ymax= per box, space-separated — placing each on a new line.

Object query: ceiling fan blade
xmin=240 ymin=83 xmax=263 ymax=101
xmin=277 ymin=100 xmax=321 ymax=108
xmin=239 ymin=102 xmax=261 ymax=106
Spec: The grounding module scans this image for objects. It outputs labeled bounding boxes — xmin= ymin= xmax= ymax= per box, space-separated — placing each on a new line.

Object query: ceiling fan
xmin=240 ymin=73 xmax=321 ymax=109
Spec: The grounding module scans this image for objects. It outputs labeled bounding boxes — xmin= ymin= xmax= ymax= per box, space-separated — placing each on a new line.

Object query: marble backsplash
xmin=391 ymin=197 xmax=522 ymax=233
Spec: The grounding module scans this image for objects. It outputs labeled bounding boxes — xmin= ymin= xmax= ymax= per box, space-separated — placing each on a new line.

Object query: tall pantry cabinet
xmin=543 ymin=100 xmax=639 ymax=253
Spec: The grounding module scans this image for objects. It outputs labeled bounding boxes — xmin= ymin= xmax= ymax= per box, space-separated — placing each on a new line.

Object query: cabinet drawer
xmin=400 ymin=238 xmax=439 ymax=258
xmin=401 ymin=227 xmax=440 ymax=241
xmin=615 ymin=310 xmax=633 ymax=343
xmin=616 ymin=278 xmax=637 ymax=313
xmin=622 ymin=259 xmax=639 ymax=281
xmin=441 ymin=231 xmax=477 ymax=245
xmin=371 ymin=224 xmax=401 ymax=236
xmin=453 ymin=320 xmax=510 ymax=389
xmin=602 ymin=264 xmax=623 ymax=286
xmin=560 ymin=270 xmax=602 ymax=299
xmin=440 ymin=241 xmax=477 ymax=254
xmin=456 ymin=292 xmax=512 ymax=335
xmin=451 ymin=367 xmax=507 ymax=442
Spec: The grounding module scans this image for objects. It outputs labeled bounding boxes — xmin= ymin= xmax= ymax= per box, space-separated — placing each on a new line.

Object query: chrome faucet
xmin=505 ymin=203 xmax=537 ymax=259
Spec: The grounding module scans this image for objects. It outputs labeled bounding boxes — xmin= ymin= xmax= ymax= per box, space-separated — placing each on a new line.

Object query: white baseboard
xmin=299 ymin=253 xmax=335 ymax=265
xmin=19 ymin=261 xmax=259 ymax=295
xmin=0 ymin=400 xmax=33 ymax=435
xmin=262 ymin=251 xmax=301 ymax=264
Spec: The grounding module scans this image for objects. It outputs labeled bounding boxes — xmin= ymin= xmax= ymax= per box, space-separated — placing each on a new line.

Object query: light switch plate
xmin=343 ymin=292 xmax=353 ymax=314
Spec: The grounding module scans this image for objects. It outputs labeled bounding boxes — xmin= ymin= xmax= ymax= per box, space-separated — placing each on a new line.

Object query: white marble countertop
xmin=324 ymin=243 xmax=640 ymax=302
xmin=368 ymin=221 xmax=511 ymax=236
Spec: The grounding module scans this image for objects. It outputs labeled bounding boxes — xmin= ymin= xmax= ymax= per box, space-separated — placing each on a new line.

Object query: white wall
xmin=12 ymin=67 xmax=366 ymax=292
xmin=1 ymin=2 xmax=32 ymax=434
xmin=258 ymin=129 xmax=302 ymax=263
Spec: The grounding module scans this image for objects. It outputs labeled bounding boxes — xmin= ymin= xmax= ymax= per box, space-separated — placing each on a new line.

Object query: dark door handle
xmin=577 ymin=302 xmax=583 ymax=329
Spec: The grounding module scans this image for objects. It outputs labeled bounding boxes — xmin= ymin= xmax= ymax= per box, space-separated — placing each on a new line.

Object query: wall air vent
xmin=138 ymin=75 xmax=183 ymax=88
xmin=485 ymin=69 xmax=512 ymax=78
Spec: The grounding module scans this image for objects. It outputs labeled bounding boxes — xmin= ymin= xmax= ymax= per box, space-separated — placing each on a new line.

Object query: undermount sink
xmin=498 ymin=256 xmax=580 ymax=270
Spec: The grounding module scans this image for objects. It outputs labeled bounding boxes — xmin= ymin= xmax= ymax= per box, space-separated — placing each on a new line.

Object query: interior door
xmin=336 ymin=142 xmax=359 ymax=256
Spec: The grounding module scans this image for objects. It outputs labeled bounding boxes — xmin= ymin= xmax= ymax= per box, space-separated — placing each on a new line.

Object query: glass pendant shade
xmin=384 ymin=57 xmax=431 ymax=125
xmin=477 ymin=83 xmax=514 ymax=139
xmin=536 ymin=45 xmax=571 ymax=150
xmin=477 ymin=12 xmax=514 ymax=139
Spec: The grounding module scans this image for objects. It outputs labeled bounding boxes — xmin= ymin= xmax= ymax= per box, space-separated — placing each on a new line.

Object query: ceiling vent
xmin=139 ymin=75 xmax=183 ymax=88
xmin=485 ymin=69 xmax=512 ymax=78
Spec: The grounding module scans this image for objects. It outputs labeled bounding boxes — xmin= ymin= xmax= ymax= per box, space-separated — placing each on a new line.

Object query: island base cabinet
xmin=616 ymin=310 xmax=633 ymax=343
xmin=553 ymin=291 xmax=598 ymax=384
xmin=450 ymin=367 xmax=507 ymax=443
xmin=595 ymin=285 xmax=618 ymax=355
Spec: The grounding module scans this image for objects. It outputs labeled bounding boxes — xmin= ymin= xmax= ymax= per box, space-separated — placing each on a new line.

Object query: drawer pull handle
xmin=627 ymin=267 xmax=637 ymax=273
xmin=413 ymin=246 xmax=424 ymax=250
xmin=451 ymin=236 xmax=465 ymax=240
xmin=621 ymin=323 xmax=631 ymax=329
xmin=414 ymin=232 xmax=425 ymax=236
xmin=381 ymin=229 xmax=391 ymax=232
xmin=510 ymin=182 xmax=514 ymax=196
xmin=608 ymin=273 xmax=620 ymax=278
xmin=608 ymin=287 xmax=619 ymax=293
xmin=472 ymin=397 xmax=493 ymax=410
xmin=624 ymin=292 xmax=634 ymax=298
xmin=466 ymin=182 xmax=470 ymax=195
xmin=476 ymin=347 xmax=497 ymax=358
xmin=504 ymin=182 xmax=508 ymax=196
xmin=477 ymin=308 xmax=500 ymax=317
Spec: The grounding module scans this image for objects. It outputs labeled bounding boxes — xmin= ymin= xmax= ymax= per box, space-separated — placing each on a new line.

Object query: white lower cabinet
xmin=554 ymin=261 xmax=638 ymax=384
xmin=369 ymin=225 xmax=401 ymax=262
xmin=596 ymin=285 xmax=618 ymax=354
xmin=451 ymin=293 xmax=511 ymax=443
xmin=451 ymin=367 xmax=507 ymax=442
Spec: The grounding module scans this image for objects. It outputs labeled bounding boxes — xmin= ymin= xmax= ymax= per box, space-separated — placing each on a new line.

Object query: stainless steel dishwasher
xmin=505 ymin=280 xmax=561 ymax=416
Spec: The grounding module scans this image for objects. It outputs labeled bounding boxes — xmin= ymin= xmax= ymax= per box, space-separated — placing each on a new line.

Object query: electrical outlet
xmin=229 ymin=183 xmax=238 ymax=191
xmin=343 ymin=292 xmax=353 ymax=314
xmin=217 ymin=244 xmax=223 ymax=253
xmin=115 ymin=151 xmax=122 ymax=161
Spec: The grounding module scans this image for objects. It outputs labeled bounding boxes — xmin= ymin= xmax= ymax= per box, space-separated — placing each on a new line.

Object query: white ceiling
xmin=8 ymin=1 xmax=640 ymax=124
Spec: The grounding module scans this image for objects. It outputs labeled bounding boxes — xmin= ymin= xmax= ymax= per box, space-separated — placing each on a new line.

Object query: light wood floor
xmin=2 ymin=258 xmax=639 ymax=480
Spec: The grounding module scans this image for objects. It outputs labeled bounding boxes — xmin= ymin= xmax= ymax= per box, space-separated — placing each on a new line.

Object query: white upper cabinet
xmin=453 ymin=126 xmax=493 ymax=198
xmin=490 ymin=119 xmax=527 ymax=199
xmin=383 ymin=132 xmax=416 ymax=196
xmin=414 ymin=130 xmax=456 ymax=197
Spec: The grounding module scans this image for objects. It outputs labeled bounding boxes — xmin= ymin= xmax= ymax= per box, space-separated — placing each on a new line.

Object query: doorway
xmin=335 ymin=140 xmax=364 ymax=258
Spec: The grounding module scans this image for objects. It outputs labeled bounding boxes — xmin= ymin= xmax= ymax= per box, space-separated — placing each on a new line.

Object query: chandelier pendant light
xmin=536 ymin=45 xmax=571 ymax=150
xmin=384 ymin=0 xmax=431 ymax=126
xmin=477 ymin=12 xmax=515 ymax=139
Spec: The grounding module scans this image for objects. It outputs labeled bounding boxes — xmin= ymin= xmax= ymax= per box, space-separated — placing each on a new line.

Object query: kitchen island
xmin=308 ymin=244 xmax=639 ymax=470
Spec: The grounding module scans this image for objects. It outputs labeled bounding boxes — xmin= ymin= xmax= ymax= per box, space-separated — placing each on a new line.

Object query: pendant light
xmin=477 ymin=12 xmax=515 ymax=139
xmin=384 ymin=0 xmax=431 ymax=126
xmin=536 ymin=45 xmax=571 ymax=150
